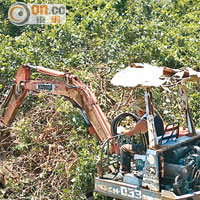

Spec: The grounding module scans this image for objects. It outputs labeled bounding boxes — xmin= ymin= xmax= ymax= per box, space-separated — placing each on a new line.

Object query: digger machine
xmin=1 ymin=63 xmax=200 ymax=200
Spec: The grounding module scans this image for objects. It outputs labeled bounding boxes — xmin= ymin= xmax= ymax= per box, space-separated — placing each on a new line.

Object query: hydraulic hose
xmin=111 ymin=112 xmax=139 ymax=136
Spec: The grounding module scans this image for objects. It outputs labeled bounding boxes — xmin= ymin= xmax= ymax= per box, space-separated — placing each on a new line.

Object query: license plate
xmin=36 ymin=84 xmax=55 ymax=92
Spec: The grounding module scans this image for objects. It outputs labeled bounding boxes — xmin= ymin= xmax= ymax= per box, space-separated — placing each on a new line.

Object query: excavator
xmin=1 ymin=63 xmax=200 ymax=200
xmin=0 ymin=64 xmax=112 ymax=142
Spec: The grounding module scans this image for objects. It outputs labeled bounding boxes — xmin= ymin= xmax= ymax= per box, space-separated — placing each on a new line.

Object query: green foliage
xmin=70 ymin=140 xmax=100 ymax=197
xmin=152 ymin=87 xmax=185 ymax=125
xmin=1 ymin=0 xmax=200 ymax=199
xmin=190 ymin=92 xmax=200 ymax=127
xmin=13 ymin=117 xmax=35 ymax=151
xmin=189 ymin=83 xmax=200 ymax=128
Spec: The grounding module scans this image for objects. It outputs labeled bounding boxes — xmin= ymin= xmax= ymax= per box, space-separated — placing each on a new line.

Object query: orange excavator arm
xmin=1 ymin=64 xmax=112 ymax=142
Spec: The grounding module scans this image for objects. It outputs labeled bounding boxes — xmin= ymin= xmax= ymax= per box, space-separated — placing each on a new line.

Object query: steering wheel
xmin=111 ymin=112 xmax=139 ymax=136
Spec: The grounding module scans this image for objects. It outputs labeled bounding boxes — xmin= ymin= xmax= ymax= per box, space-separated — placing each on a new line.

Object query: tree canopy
xmin=0 ymin=0 xmax=200 ymax=199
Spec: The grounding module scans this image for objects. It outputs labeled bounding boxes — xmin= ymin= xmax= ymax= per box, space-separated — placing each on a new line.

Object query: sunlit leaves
xmin=1 ymin=0 xmax=200 ymax=199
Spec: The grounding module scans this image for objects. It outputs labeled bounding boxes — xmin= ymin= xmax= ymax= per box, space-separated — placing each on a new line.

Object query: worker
xmin=114 ymin=98 xmax=164 ymax=180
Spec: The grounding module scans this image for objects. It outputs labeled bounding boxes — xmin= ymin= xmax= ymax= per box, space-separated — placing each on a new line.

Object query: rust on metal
xmin=163 ymin=67 xmax=176 ymax=77
xmin=2 ymin=64 xmax=112 ymax=142
xmin=3 ymin=66 xmax=30 ymax=126
xmin=145 ymin=88 xmax=158 ymax=149
xmin=160 ymin=154 xmax=165 ymax=178
xmin=130 ymin=63 xmax=144 ymax=68
xmin=111 ymin=63 xmax=200 ymax=88
xmin=178 ymin=84 xmax=196 ymax=136
xmin=24 ymin=64 xmax=66 ymax=78
xmin=97 ymin=161 xmax=104 ymax=178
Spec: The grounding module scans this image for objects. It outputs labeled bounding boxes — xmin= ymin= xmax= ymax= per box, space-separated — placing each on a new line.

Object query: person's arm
xmin=122 ymin=119 xmax=147 ymax=136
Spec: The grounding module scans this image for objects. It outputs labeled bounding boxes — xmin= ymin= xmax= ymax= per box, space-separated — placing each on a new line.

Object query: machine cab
xmin=95 ymin=63 xmax=200 ymax=200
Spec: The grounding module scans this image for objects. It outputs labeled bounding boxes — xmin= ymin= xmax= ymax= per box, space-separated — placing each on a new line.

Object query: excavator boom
xmin=1 ymin=64 xmax=112 ymax=142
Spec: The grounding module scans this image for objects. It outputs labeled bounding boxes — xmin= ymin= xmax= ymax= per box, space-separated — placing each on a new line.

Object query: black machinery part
xmin=111 ymin=112 xmax=139 ymax=136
